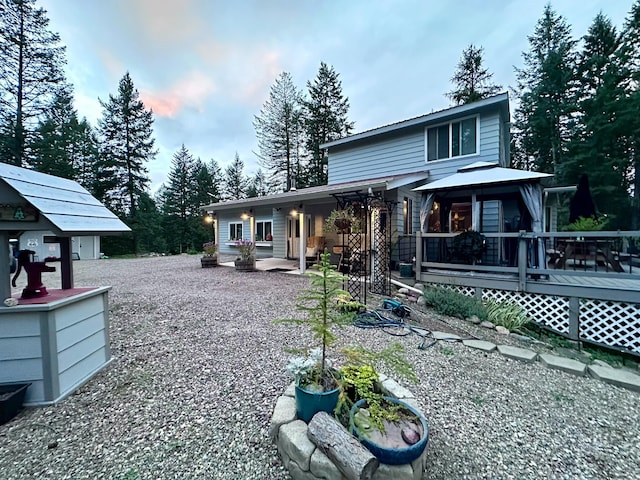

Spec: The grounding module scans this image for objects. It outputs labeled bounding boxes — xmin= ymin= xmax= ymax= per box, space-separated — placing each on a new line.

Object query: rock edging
xmin=270 ymin=378 xmax=427 ymax=480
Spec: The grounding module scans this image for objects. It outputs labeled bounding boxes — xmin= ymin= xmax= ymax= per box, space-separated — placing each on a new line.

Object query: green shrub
xmin=421 ymin=287 xmax=487 ymax=321
xmin=565 ymin=216 xmax=608 ymax=231
xmin=485 ymin=300 xmax=529 ymax=331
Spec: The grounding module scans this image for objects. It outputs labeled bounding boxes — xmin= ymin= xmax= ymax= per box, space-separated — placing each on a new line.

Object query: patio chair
xmin=305 ymin=236 xmax=326 ymax=267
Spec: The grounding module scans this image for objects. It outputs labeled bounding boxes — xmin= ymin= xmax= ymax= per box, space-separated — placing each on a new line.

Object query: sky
xmin=40 ymin=0 xmax=635 ymax=193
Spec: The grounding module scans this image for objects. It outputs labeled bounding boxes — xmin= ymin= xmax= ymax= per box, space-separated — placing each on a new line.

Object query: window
xmin=255 ymin=220 xmax=272 ymax=241
xmin=403 ymin=197 xmax=413 ymax=235
xmin=450 ymin=203 xmax=472 ymax=232
xmin=229 ymin=222 xmax=243 ymax=240
xmin=426 ymin=116 xmax=477 ymax=161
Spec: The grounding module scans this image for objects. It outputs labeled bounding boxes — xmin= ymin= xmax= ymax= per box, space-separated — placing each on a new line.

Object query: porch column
xmin=0 ymin=232 xmax=10 ymax=301
xmin=299 ymin=212 xmax=306 ymax=273
xmin=472 ymin=192 xmax=479 ymax=231
xmin=213 ymin=218 xmax=219 ymax=247
xmin=249 ymin=216 xmax=255 ymax=243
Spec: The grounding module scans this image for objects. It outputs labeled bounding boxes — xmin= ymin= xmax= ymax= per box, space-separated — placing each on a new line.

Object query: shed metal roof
xmin=0 ymin=163 xmax=131 ymax=235
xmin=413 ymin=162 xmax=552 ymax=192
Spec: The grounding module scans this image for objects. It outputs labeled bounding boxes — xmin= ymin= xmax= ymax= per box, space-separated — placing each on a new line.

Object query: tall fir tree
xmin=253 ymin=71 xmax=304 ymax=192
xmin=31 ymin=85 xmax=98 ymax=184
xmin=163 ymin=144 xmax=200 ymax=253
xmin=223 ymin=152 xmax=248 ymax=200
xmin=620 ymin=1 xmax=640 ymax=229
xmin=513 ymin=4 xmax=577 ymax=175
xmin=95 ymin=72 xmax=156 ymax=218
xmin=205 ymin=158 xmax=223 ymax=203
xmin=566 ymin=13 xmax=631 ymax=227
xmin=246 ymin=168 xmax=271 ymax=198
xmin=0 ymin=0 xmax=66 ymax=166
xmin=303 ymin=62 xmax=353 ymax=187
xmin=446 ymin=45 xmax=502 ymax=105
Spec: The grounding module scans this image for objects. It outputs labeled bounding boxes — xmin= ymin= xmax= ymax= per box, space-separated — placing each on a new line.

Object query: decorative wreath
xmin=451 ymin=230 xmax=487 ymax=264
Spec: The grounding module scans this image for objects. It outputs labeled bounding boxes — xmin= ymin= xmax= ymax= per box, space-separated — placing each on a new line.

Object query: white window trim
xmin=228 ymin=221 xmax=243 ymax=241
xmin=255 ymin=219 xmax=273 ymax=241
xmin=424 ymin=115 xmax=480 ymax=163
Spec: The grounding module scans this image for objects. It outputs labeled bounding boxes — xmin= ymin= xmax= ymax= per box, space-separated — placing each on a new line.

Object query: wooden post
xmin=307 ymin=412 xmax=379 ymax=480
xmin=59 ymin=237 xmax=74 ymax=289
xmin=517 ymin=231 xmax=528 ymax=291
xmin=415 ymin=232 xmax=422 ymax=282
xmin=0 ymin=232 xmax=11 ymax=301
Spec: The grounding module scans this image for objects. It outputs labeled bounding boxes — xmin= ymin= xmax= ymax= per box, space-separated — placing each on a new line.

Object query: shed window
xmin=255 ymin=221 xmax=272 ymax=241
xmin=229 ymin=222 xmax=243 ymax=240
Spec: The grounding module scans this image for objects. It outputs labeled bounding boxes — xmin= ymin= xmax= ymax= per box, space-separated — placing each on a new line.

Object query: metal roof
xmin=202 ymin=171 xmax=429 ymax=212
xmin=413 ymin=162 xmax=552 ymax=192
xmin=0 ymin=163 xmax=131 ymax=235
xmin=321 ymin=92 xmax=509 ymax=150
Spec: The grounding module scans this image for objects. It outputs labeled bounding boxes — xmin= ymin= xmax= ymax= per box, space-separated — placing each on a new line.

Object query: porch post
xmin=299 ymin=212 xmax=305 ymax=273
xmin=415 ymin=231 xmax=422 ymax=281
xmin=517 ymin=232 xmax=528 ymax=291
xmin=250 ymin=216 xmax=255 ymax=243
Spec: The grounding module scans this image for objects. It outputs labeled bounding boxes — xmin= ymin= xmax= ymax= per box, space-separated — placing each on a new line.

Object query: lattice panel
xmin=370 ymin=207 xmax=390 ymax=295
xmin=427 ymin=283 xmax=474 ymax=297
xmin=346 ymin=233 xmax=366 ymax=302
xmin=580 ymin=300 xmax=640 ymax=354
xmin=482 ymin=290 xmax=570 ymax=334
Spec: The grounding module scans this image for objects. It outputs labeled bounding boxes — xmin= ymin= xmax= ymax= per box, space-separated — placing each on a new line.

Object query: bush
xmin=421 ymin=287 xmax=487 ymax=320
xmin=485 ymin=300 xmax=529 ymax=331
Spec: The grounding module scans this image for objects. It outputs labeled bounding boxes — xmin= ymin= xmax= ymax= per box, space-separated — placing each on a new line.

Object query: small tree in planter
xmin=277 ymin=250 xmax=356 ymax=422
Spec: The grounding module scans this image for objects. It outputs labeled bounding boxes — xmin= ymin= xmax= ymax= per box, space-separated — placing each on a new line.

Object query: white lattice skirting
xmin=427 ymin=283 xmax=640 ymax=355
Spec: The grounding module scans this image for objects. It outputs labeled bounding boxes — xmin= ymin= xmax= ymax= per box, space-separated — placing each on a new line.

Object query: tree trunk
xmin=307 ymin=412 xmax=379 ymax=480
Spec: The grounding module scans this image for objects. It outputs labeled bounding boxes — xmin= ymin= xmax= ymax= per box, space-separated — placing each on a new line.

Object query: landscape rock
xmin=480 ymin=320 xmax=495 ymax=329
xmin=495 ymin=326 xmax=510 ymax=335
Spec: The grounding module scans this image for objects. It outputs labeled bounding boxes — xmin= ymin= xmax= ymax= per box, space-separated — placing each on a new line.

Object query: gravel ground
xmin=1 ymin=255 xmax=639 ymax=480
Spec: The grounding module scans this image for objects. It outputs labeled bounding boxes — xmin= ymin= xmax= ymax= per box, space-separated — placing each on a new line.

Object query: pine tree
xmin=253 ymin=72 xmax=304 ymax=192
xmin=303 ymin=62 xmax=354 ymax=186
xmin=31 ymin=85 xmax=98 ymax=183
xmin=223 ymin=152 xmax=248 ymax=200
xmin=205 ymin=158 xmax=223 ymax=203
xmin=246 ymin=168 xmax=271 ymax=198
xmin=95 ymin=72 xmax=156 ymax=218
xmin=0 ymin=0 xmax=66 ymax=166
xmin=513 ymin=5 xmax=577 ymax=175
xmin=566 ymin=13 xmax=631 ymax=228
xmin=163 ymin=144 xmax=199 ymax=253
xmin=446 ymin=45 xmax=502 ymax=105
xmin=620 ymin=0 xmax=640 ymax=229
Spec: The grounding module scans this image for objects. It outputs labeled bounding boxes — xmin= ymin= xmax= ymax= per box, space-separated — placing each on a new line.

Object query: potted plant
xmin=451 ymin=230 xmax=486 ymax=264
xmin=201 ymin=241 xmax=218 ymax=268
xmin=324 ymin=207 xmax=362 ymax=234
xmin=277 ymin=250 xmax=355 ymax=422
xmin=337 ymin=344 xmax=428 ymax=465
xmin=234 ymin=239 xmax=256 ymax=271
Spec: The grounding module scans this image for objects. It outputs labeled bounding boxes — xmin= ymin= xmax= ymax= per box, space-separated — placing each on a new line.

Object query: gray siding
xmin=0 ymin=288 xmax=111 ymax=405
xmin=272 ymin=209 xmax=286 ymax=259
xmin=328 ymin=130 xmax=425 ymax=184
xmin=328 ymin=111 xmax=503 ymax=185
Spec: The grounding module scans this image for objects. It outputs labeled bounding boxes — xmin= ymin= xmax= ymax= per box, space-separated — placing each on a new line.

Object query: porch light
xmin=240 ymin=209 xmax=253 ymax=220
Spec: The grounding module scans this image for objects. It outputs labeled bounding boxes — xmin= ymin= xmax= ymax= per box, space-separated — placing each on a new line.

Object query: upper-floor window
xmin=426 ymin=116 xmax=478 ymax=161
xmin=229 ymin=222 xmax=243 ymax=240
xmin=255 ymin=220 xmax=272 ymax=241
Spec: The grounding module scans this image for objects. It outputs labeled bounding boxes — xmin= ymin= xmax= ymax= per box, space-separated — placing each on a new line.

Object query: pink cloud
xmin=140 ymin=71 xmax=216 ymax=117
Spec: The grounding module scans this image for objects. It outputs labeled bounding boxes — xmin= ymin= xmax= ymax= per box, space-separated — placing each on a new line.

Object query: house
xmin=203 ymin=93 xmax=515 ymax=278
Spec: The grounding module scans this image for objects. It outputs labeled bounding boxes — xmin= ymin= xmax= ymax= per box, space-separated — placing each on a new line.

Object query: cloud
xmin=140 ymin=71 xmax=216 ymax=117
xmin=128 ymin=0 xmax=204 ymax=45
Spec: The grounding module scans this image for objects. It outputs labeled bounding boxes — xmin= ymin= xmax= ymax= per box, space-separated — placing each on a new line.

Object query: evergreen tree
xmin=620 ymin=1 xmax=640 ymax=229
xmin=205 ymin=158 xmax=223 ymax=203
xmin=130 ymin=192 xmax=165 ymax=254
xmin=163 ymin=144 xmax=199 ymax=253
xmin=446 ymin=45 xmax=502 ymax=105
xmin=223 ymin=152 xmax=248 ymax=200
xmin=0 ymin=0 xmax=66 ymax=166
xmin=303 ymin=62 xmax=354 ymax=186
xmin=31 ymin=85 xmax=98 ymax=183
xmin=246 ymin=168 xmax=271 ymax=198
xmin=95 ymin=72 xmax=156 ymax=218
xmin=513 ymin=5 xmax=577 ymax=175
xmin=253 ymin=71 xmax=304 ymax=192
xmin=566 ymin=13 xmax=631 ymax=228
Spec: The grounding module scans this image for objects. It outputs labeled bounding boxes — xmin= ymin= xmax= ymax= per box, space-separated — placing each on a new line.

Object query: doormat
xmin=267 ymin=268 xmax=293 ymax=273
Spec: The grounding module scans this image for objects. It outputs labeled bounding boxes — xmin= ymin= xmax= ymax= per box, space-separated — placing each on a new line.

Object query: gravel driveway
xmin=1 ymin=255 xmax=639 ymax=480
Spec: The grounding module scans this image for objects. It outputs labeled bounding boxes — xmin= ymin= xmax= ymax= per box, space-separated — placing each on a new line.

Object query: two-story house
xmin=203 ymin=92 xmax=549 ymax=273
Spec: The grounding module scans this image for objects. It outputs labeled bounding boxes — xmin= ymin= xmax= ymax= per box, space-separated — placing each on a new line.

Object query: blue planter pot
xmin=350 ymin=397 xmax=428 ymax=465
xmin=295 ymin=384 xmax=341 ymax=423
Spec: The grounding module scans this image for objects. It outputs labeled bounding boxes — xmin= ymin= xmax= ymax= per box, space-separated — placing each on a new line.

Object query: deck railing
xmin=416 ymin=230 xmax=640 ymax=290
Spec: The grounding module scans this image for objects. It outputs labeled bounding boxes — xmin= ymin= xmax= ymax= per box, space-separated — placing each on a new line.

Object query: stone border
xmin=436 ymin=332 xmax=640 ymax=392
xmin=270 ymin=379 xmax=427 ymax=480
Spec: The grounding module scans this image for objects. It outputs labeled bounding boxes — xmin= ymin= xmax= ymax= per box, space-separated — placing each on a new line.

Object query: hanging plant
xmin=324 ymin=207 xmax=362 ymax=234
